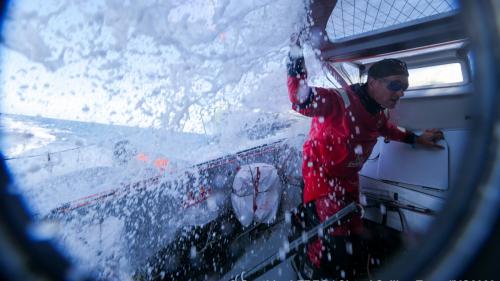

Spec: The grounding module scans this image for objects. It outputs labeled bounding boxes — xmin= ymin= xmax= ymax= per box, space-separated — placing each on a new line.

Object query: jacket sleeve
xmin=287 ymin=76 xmax=339 ymax=117
xmin=378 ymin=112 xmax=416 ymax=144
xmin=286 ymin=48 xmax=342 ymax=117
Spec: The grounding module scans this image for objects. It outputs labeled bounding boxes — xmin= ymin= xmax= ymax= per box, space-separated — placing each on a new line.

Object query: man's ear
xmin=367 ymin=77 xmax=377 ymax=90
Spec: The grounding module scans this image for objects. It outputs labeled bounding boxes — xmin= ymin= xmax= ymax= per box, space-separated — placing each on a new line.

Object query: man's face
xmin=369 ymin=74 xmax=409 ymax=109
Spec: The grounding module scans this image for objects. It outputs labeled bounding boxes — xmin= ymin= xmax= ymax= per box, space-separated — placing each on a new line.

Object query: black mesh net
xmin=327 ymin=0 xmax=459 ymax=40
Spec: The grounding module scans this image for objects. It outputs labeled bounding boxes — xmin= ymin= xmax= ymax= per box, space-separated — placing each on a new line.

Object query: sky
xmin=0 ymin=0 xmax=303 ymax=133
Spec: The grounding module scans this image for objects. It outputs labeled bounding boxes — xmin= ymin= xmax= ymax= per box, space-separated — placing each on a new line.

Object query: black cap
xmin=368 ymin=58 xmax=409 ymax=78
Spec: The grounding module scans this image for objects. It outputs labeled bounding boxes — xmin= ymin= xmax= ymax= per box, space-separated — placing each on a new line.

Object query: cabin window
xmin=408 ymin=62 xmax=464 ymax=88
xmin=359 ymin=60 xmax=467 ymax=96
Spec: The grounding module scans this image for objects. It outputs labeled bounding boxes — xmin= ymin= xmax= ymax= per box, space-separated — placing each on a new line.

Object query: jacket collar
xmin=351 ymin=83 xmax=384 ymax=115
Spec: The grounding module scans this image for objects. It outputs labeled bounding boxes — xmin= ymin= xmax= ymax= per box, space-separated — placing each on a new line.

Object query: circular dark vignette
xmin=0 ymin=1 xmax=498 ymax=281
xmin=0 ymin=1 xmax=93 ymax=280
xmin=378 ymin=1 xmax=500 ymax=280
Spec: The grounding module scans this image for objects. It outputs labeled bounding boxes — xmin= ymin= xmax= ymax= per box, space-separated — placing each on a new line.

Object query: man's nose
xmin=396 ymin=90 xmax=404 ymax=97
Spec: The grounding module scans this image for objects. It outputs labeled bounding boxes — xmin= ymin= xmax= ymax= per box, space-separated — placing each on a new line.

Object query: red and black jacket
xmin=287 ymin=64 xmax=415 ymax=204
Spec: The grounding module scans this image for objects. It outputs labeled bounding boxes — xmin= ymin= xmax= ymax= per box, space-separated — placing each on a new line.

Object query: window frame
xmin=358 ymin=45 xmax=472 ymax=99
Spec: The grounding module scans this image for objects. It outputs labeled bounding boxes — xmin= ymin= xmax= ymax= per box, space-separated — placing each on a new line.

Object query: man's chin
xmin=386 ymin=102 xmax=397 ymax=109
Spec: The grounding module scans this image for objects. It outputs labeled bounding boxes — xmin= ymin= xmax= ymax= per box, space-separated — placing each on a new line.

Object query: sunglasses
xmin=381 ymin=79 xmax=409 ymax=92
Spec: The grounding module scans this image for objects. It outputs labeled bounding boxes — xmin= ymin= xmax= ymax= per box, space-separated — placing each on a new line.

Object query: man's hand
xmin=287 ymin=32 xmax=306 ymax=77
xmin=289 ymin=32 xmax=303 ymax=58
xmin=416 ymin=129 xmax=445 ymax=149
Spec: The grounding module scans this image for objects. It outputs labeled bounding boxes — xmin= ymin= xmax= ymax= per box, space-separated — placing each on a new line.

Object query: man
xmin=287 ymin=36 xmax=445 ymax=279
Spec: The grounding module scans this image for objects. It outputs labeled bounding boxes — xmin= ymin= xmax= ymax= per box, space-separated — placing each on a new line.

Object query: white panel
xmin=377 ymin=139 xmax=448 ymax=190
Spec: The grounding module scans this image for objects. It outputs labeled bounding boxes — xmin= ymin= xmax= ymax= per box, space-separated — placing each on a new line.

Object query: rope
xmin=2 ymin=145 xmax=94 ymax=161
xmin=2 ymin=129 xmax=145 ymax=161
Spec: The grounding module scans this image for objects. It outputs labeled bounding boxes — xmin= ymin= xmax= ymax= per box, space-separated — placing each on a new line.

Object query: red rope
xmin=252 ymin=167 xmax=261 ymax=213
